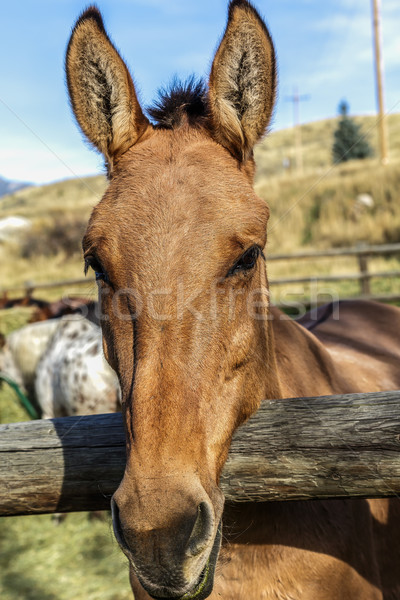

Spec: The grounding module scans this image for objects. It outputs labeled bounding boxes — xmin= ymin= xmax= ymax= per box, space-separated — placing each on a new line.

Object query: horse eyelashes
xmin=228 ymin=246 xmax=261 ymax=276
xmin=84 ymin=257 xmax=109 ymax=284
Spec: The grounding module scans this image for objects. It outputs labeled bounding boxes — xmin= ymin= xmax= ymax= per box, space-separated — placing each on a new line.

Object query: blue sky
xmin=0 ymin=0 xmax=399 ymax=184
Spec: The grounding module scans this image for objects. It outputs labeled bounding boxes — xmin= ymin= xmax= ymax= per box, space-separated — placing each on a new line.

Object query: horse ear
xmin=208 ymin=0 xmax=276 ymax=162
xmin=66 ymin=7 xmax=149 ymax=172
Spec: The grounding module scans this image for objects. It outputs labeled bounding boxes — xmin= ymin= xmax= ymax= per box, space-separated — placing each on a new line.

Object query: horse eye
xmin=84 ymin=257 xmax=109 ymax=284
xmin=228 ymin=246 xmax=261 ymax=276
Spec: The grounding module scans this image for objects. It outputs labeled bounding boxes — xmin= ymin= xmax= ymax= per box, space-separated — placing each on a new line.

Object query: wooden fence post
xmin=357 ymin=246 xmax=371 ymax=295
xmin=24 ymin=281 xmax=35 ymax=299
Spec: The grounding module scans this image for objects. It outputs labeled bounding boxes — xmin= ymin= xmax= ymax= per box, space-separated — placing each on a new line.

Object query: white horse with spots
xmin=35 ymin=315 xmax=120 ymax=418
xmin=0 ymin=316 xmax=120 ymax=418
xmin=0 ymin=319 xmax=60 ymax=396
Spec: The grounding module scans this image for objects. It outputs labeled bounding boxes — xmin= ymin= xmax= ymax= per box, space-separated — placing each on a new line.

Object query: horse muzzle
xmin=111 ymin=493 xmax=223 ymax=600
xmin=151 ymin=522 xmax=222 ymax=600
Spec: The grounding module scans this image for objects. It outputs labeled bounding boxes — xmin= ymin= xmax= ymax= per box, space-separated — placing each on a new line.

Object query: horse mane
xmin=146 ymin=77 xmax=208 ymax=129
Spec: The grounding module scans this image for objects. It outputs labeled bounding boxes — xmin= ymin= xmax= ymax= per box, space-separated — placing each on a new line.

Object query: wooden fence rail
xmin=1 ymin=242 xmax=400 ymax=300
xmin=270 ymin=270 xmax=400 ymax=286
xmin=266 ymin=242 xmax=400 ymax=261
xmin=267 ymin=242 xmax=400 ymax=297
xmin=1 ymin=390 xmax=400 ymax=517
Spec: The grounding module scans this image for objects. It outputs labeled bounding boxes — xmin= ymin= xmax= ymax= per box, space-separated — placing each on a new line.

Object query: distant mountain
xmin=0 ymin=176 xmax=32 ymax=198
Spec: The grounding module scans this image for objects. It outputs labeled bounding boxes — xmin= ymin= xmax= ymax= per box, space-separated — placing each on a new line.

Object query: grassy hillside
xmin=0 ymin=175 xmax=105 ymax=299
xmin=0 ymin=175 xmax=106 ymax=221
xmin=258 ymin=158 xmax=400 ymax=253
xmin=1 ymin=112 xmax=399 ymax=301
xmin=255 ymin=111 xmax=400 ymax=179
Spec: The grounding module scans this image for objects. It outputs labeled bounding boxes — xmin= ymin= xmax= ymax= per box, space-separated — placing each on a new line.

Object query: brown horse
xmin=66 ymin=2 xmax=400 ymax=598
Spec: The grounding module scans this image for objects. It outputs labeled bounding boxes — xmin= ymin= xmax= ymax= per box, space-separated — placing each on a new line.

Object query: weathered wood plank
xmin=1 ymin=390 xmax=400 ymax=516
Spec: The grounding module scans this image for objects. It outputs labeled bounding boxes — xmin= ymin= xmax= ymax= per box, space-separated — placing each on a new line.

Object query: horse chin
xmin=146 ymin=521 xmax=222 ymax=600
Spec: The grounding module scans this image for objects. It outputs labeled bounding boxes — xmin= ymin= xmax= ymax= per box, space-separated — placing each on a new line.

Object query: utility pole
xmin=371 ymin=0 xmax=388 ymax=164
xmin=285 ymin=87 xmax=310 ymax=175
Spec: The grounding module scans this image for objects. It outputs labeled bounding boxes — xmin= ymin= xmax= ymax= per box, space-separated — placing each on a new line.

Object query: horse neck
xmin=265 ymin=306 xmax=347 ymax=400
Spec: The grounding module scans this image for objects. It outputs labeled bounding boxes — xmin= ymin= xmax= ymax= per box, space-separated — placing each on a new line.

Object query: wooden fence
xmin=268 ymin=242 xmax=400 ymax=304
xmin=1 ymin=390 xmax=400 ymax=516
xmin=1 ymin=242 xmax=400 ymax=305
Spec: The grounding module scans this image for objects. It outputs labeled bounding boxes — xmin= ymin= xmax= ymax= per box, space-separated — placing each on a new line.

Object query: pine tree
xmin=332 ymin=101 xmax=373 ymax=164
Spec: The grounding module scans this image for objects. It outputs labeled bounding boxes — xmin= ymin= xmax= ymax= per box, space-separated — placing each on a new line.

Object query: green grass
xmin=0 ymin=307 xmax=34 ymax=336
xmin=0 ymin=513 xmax=131 ymax=600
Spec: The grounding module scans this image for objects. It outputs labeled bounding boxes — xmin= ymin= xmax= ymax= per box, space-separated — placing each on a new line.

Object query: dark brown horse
xmin=66 ymin=2 xmax=400 ymax=598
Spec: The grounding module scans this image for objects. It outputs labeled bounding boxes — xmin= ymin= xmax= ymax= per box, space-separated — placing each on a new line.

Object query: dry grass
xmin=267 ymin=255 xmax=400 ymax=310
xmin=0 ymin=113 xmax=399 ymax=266
xmin=0 ymin=249 xmax=96 ymax=301
xmin=0 ymin=175 xmax=106 ymax=221
xmin=0 ymin=175 xmax=105 ymax=300
xmin=253 ymin=113 xmax=400 ymax=254
xmin=255 ymin=158 xmax=400 ymax=253
xmin=255 ymin=112 xmax=400 ymax=179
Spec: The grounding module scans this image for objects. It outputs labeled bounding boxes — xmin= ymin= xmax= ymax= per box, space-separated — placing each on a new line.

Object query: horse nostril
xmin=111 ymin=497 xmax=128 ymax=550
xmin=187 ymin=501 xmax=214 ymax=558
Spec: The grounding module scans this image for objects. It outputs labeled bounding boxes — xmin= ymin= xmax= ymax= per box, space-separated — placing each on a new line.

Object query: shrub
xmin=332 ymin=101 xmax=373 ymax=164
xmin=20 ymin=215 xmax=86 ymax=258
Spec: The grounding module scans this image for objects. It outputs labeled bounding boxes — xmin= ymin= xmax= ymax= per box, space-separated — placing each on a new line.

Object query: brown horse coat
xmin=66 ymin=2 xmax=400 ymax=599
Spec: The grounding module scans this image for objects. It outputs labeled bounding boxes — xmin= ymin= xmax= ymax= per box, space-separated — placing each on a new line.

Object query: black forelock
xmin=146 ymin=76 xmax=208 ymax=129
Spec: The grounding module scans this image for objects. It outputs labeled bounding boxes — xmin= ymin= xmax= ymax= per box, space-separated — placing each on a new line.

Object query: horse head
xmin=66 ymin=2 xmax=278 ymax=597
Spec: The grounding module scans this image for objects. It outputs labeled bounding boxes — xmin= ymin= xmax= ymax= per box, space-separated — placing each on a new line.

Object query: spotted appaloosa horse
xmin=0 ymin=317 xmax=120 ymax=418
xmin=0 ymin=319 xmax=60 ymax=398
xmin=66 ymin=2 xmax=400 ymax=599
xmin=35 ymin=315 xmax=120 ymax=418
